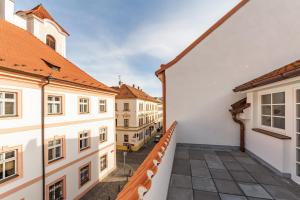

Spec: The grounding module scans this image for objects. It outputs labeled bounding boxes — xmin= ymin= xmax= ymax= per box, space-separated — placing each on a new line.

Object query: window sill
xmin=252 ymin=128 xmax=291 ymax=140
xmin=48 ymin=157 xmax=64 ymax=165
xmin=0 ymin=174 xmax=19 ymax=185
xmin=79 ymin=146 xmax=91 ymax=153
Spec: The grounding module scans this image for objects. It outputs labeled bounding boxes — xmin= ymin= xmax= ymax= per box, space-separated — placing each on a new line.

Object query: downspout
xmin=230 ymin=112 xmax=245 ymax=152
xmin=41 ymin=76 xmax=51 ymax=200
xmin=162 ymin=71 xmax=167 ymax=133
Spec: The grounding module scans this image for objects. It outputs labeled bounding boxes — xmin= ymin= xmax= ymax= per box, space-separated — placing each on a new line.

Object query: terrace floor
xmin=168 ymin=144 xmax=300 ymax=200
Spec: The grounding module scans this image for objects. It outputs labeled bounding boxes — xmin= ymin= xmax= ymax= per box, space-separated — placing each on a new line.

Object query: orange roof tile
xmin=16 ymin=4 xmax=69 ymax=36
xmin=114 ymin=84 xmax=160 ymax=103
xmin=155 ymin=0 xmax=249 ymax=76
xmin=0 ymin=19 xmax=117 ymax=94
xmin=234 ymin=60 xmax=300 ymax=92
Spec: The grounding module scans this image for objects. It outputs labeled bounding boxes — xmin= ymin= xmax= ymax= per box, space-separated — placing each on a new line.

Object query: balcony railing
xmin=116 ymin=121 xmax=177 ymax=200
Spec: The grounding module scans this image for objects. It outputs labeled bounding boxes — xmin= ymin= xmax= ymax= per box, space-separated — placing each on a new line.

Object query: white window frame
xmin=48 ymin=138 xmax=63 ymax=162
xmin=0 ymin=150 xmax=17 ymax=181
xmin=100 ymin=155 xmax=107 ymax=171
xmin=99 ymin=127 xmax=107 ymax=143
xmin=79 ymin=131 xmax=90 ymax=151
xmin=79 ymin=98 xmax=89 ymax=114
xmin=124 ymin=103 xmax=129 ymax=111
xmin=99 ymin=99 xmax=107 ymax=113
xmin=79 ymin=164 xmax=90 ymax=186
xmin=49 ymin=179 xmax=64 ymax=200
xmin=258 ymin=89 xmax=286 ymax=134
xmin=124 ymin=119 xmax=129 ymax=128
xmin=0 ymin=91 xmax=17 ymax=117
xmin=48 ymin=95 xmax=62 ymax=115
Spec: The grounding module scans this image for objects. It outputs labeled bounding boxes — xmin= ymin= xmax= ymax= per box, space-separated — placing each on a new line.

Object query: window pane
xmin=297 ymin=119 xmax=300 ymax=133
xmin=0 ymin=164 xmax=3 ymax=180
xmin=273 ymin=117 xmax=285 ymax=129
xmin=261 ymin=105 xmax=271 ymax=115
xmin=272 ymin=105 xmax=285 ymax=116
xmin=5 ymin=151 xmax=15 ymax=159
xmin=5 ymin=102 xmax=14 ymax=115
xmin=272 ymin=92 xmax=285 ymax=104
xmin=5 ymin=93 xmax=14 ymax=99
xmin=48 ymin=149 xmax=53 ymax=161
xmin=297 ymin=105 xmax=300 ymax=118
xmin=262 ymin=116 xmax=271 ymax=126
xmin=5 ymin=160 xmax=15 ymax=177
xmin=262 ymin=94 xmax=271 ymax=104
xmin=55 ymin=147 xmax=61 ymax=158
xmin=297 ymin=90 xmax=300 ymax=103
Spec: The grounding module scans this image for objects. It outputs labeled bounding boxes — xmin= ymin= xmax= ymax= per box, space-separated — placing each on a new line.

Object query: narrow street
xmin=81 ymin=132 xmax=160 ymax=200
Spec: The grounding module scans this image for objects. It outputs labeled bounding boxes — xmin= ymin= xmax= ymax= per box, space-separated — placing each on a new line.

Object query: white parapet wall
xmin=143 ymin=128 xmax=177 ymax=200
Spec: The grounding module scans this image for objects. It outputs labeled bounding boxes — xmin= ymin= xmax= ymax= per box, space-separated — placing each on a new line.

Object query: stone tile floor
xmin=168 ymin=145 xmax=300 ymax=200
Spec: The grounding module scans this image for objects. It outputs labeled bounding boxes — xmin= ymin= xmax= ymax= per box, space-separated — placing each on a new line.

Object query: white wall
xmin=166 ymin=0 xmax=300 ymax=146
xmin=143 ymin=129 xmax=176 ymax=200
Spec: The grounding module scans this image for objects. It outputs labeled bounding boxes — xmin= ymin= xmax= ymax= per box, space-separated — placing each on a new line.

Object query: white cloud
xmin=68 ymin=0 xmax=240 ymax=96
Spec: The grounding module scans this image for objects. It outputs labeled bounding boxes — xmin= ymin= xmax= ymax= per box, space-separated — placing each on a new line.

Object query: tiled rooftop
xmin=168 ymin=144 xmax=300 ymax=200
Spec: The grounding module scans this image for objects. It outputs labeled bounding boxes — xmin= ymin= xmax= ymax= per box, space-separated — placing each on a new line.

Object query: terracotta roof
xmin=16 ymin=4 xmax=69 ymax=36
xmin=155 ymin=0 xmax=249 ymax=76
xmin=114 ymin=84 xmax=160 ymax=103
xmin=116 ymin=121 xmax=177 ymax=200
xmin=0 ymin=19 xmax=117 ymax=94
xmin=234 ymin=60 xmax=300 ymax=92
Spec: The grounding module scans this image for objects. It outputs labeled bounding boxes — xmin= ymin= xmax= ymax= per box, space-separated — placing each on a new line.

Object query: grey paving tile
xmin=223 ymin=161 xmax=245 ymax=171
xmin=190 ymin=159 xmax=207 ymax=168
xmin=263 ymin=184 xmax=300 ymax=200
xmin=172 ymin=159 xmax=191 ymax=175
xmin=175 ymin=149 xmax=189 ymax=160
xmin=242 ymin=164 xmax=269 ymax=174
xmin=235 ymin=156 xmax=257 ymax=165
xmin=215 ymin=151 xmax=232 ymax=156
xmin=230 ymin=171 xmax=256 ymax=183
xmin=219 ymin=193 xmax=247 ymax=200
xmin=192 ymin=177 xmax=217 ymax=192
xmin=167 ymin=187 xmax=193 ymax=200
xmin=231 ymin=151 xmax=249 ymax=157
xmin=250 ymin=173 xmax=280 ymax=186
xmin=210 ymin=169 xmax=232 ymax=180
xmin=191 ymin=162 xmax=211 ymax=178
xmin=194 ymin=190 xmax=220 ymax=200
xmin=219 ymin=155 xmax=236 ymax=162
xmin=214 ymin=179 xmax=243 ymax=195
xmin=246 ymin=198 xmax=269 ymax=200
xmin=170 ymin=174 xmax=192 ymax=189
xmin=238 ymin=183 xmax=272 ymax=199
xmin=189 ymin=150 xmax=205 ymax=160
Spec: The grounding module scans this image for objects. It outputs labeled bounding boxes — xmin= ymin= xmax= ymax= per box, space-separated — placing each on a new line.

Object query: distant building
xmin=113 ymin=84 xmax=162 ymax=151
xmin=0 ymin=1 xmax=117 ymax=199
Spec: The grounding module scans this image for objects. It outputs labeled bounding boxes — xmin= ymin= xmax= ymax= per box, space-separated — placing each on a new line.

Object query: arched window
xmin=46 ymin=35 xmax=56 ymax=50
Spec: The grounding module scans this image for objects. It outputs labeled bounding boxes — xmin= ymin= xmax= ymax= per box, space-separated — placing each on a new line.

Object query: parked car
xmin=154 ymin=134 xmax=162 ymax=143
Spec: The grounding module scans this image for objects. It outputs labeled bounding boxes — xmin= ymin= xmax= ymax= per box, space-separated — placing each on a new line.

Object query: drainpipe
xmin=231 ymin=112 xmax=245 ymax=152
xmin=41 ymin=76 xmax=51 ymax=200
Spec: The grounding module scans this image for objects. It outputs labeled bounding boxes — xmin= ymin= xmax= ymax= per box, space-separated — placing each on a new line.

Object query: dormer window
xmin=46 ymin=35 xmax=56 ymax=50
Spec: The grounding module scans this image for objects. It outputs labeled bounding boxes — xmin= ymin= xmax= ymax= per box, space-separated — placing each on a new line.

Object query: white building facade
xmin=114 ymin=84 xmax=162 ymax=151
xmin=0 ymin=1 xmax=117 ymax=199
xmin=156 ymin=0 xmax=300 ymax=184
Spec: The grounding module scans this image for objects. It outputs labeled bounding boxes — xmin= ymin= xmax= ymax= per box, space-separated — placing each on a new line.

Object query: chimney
xmin=133 ymin=84 xmax=135 ymax=88
xmin=0 ymin=0 xmax=15 ymax=23
xmin=138 ymin=86 xmax=140 ymax=90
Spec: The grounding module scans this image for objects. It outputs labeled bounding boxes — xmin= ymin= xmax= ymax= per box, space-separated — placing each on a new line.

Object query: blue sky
xmin=16 ymin=0 xmax=239 ymax=96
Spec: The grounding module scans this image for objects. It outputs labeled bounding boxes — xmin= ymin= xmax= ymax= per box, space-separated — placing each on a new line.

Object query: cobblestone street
xmin=81 ymin=134 xmax=158 ymax=200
